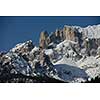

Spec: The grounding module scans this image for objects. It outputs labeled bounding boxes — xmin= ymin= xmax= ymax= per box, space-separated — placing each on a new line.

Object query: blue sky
xmin=0 ymin=16 xmax=100 ymax=51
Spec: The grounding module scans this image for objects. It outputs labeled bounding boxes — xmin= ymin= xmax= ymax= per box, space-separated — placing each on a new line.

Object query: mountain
xmin=0 ymin=24 xmax=100 ymax=83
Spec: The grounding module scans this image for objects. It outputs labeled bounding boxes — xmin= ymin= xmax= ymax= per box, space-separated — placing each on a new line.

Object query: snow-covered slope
xmin=44 ymin=24 xmax=100 ymax=82
xmin=50 ymin=40 xmax=100 ymax=82
xmin=73 ymin=24 xmax=100 ymax=39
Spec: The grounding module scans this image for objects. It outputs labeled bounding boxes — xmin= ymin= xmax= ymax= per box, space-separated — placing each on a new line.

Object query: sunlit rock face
xmin=39 ymin=31 xmax=49 ymax=49
xmin=63 ymin=26 xmax=76 ymax=41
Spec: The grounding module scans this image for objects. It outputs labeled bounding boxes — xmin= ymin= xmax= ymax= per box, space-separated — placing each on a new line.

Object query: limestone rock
xmin=39 ymin=31 xmax=49 ymax=49
xmin=63 ymin=26 xmax=76 ymax=41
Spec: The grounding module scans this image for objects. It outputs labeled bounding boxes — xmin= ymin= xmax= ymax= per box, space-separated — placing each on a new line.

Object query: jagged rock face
xmin=54 ymin=29 xmax=64 ymax=42
xmin=39 ymin=31 xmax=49 ymax=49
xmin=47 ymin=26 xmax=77 ymax=45
xmin=48 ymin=32 xmax=56 ymax=44
xmin=63 ymin=26 xmax=76 ymax=41
xmin=47 ymin=29 xmax=64 ymax=46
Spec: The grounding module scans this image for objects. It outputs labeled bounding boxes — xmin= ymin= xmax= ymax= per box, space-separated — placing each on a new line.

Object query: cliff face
xmin=39 ymin=25 xmax=100 ymax=57
xmin=41 ymin=26 xmax=80 ymax=50
xmin=63 ymin=26 xmax=76 ymax=41
xmin=39 ymin=31 xmax=49 ymax=49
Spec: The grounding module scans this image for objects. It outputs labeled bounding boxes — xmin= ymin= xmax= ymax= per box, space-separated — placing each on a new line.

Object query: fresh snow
xmin=53 ymin=55 xmax=100 ymax=82
xmin=53 ymin=57 xmax=87 ymax=82
xmin=45 ymin=49 xmax=53 ymax=55
xmin=45 ymin=37 xmax=100 ymax=82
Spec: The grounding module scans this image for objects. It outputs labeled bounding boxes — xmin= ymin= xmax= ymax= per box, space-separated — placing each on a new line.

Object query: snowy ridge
xmin=74 ymin=24 xmax=100 ymax=39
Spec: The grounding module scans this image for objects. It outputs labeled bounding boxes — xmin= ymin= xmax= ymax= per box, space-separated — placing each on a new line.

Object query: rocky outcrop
xmin=54 ymin=29 xmax=64 ymax=42
xmin=45 ymin=26 xmax=77 ymax=45
xmin=39 ymin=31 xmax=49 ymax=49
xmin=63 ymin=26 xmax=76 ymax=41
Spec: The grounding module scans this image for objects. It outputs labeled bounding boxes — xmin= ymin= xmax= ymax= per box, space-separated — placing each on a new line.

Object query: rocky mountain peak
xmin=1 ymin=24 xmax=100 ymax=83
xmin=39 ymin=31 xmax=50 ymax=49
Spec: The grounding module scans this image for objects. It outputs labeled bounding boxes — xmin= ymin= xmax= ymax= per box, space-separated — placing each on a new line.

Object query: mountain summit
xmin=0 ymin=24 xmax=100 ymax=83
